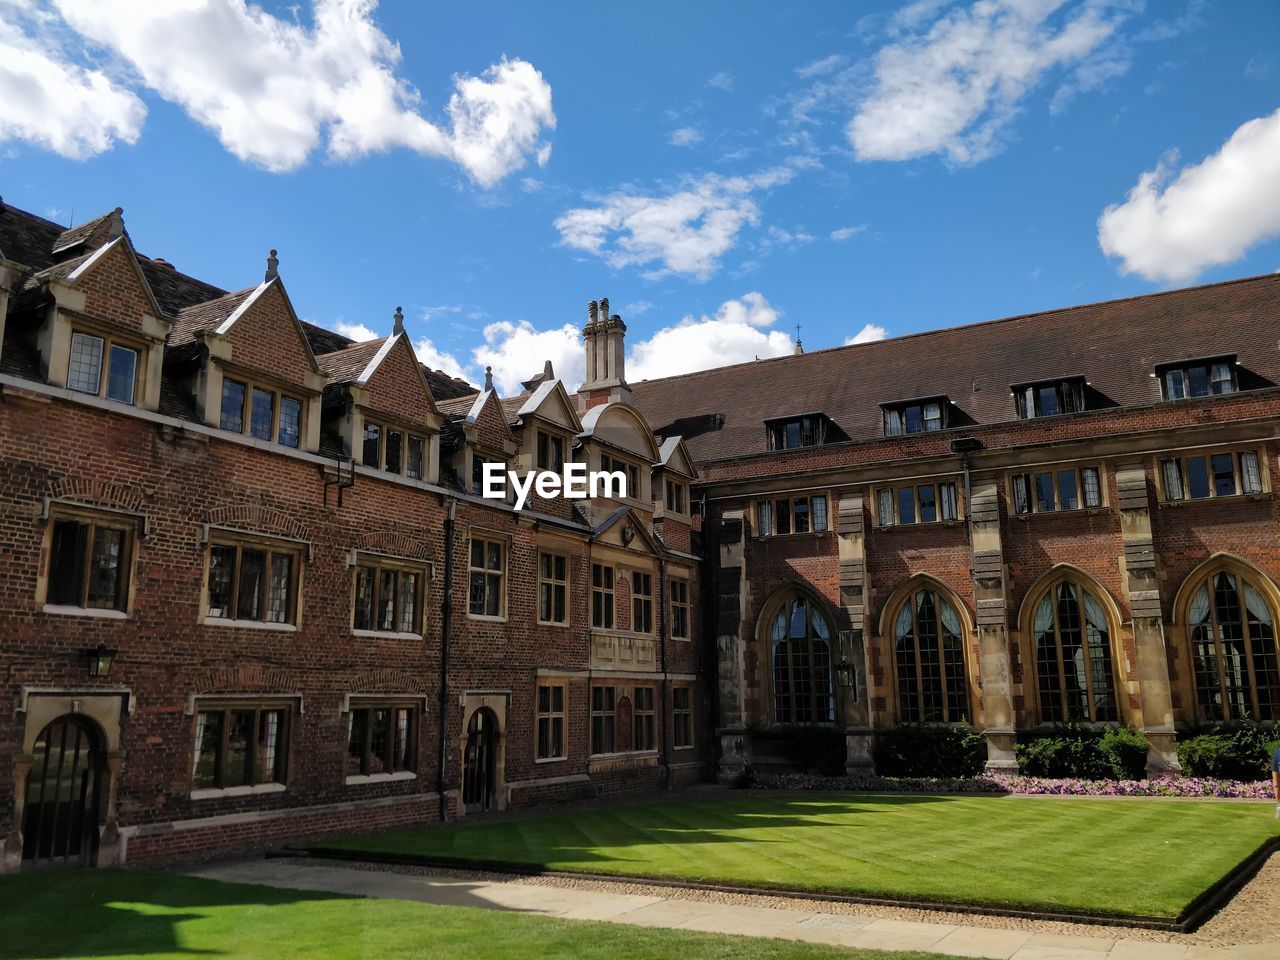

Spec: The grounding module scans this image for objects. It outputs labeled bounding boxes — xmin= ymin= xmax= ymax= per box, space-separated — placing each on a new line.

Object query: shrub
xmin=872 ymin=722 xmax=987 ymax=778
xmin=763 ymin=725 xmax=848 ymax=776
xmin=1016 ymin=723 xmax=1148 ymax=780
xmin=1176 ymin=724 xmax=1280 ymax=781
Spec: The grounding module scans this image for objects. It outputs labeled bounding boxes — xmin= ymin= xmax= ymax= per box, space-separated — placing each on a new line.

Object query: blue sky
xmin=2 ymin=0 xmax=1278 ymax=392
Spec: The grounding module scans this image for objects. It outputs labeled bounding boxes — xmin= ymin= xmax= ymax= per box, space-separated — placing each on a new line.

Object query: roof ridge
xmin=631 ymin=272 xmax=1280 ymax=390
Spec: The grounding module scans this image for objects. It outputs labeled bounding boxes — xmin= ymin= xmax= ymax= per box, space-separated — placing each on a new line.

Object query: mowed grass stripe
xmin=316 ymin=793 xmax=1280 ymax=917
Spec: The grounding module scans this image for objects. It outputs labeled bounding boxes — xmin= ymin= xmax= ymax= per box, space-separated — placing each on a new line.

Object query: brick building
xmin=2 ymin=198 xmax=1278 ymax=872
xmin=0 ymin=202 xmax=704 ymax=871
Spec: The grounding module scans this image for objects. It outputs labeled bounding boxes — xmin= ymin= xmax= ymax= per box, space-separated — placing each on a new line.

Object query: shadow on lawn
xmin=0 ymin=869 xmax=361 ymax=959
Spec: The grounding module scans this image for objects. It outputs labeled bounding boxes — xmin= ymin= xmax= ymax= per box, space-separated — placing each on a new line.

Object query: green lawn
xmin=0 ymin=870 xmax=943 ymax=960
xmin=314 ymin=793 xmax=1280 ymax=919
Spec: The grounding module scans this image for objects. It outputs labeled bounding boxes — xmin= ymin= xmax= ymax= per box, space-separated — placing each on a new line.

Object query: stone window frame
xmin=350 ymin=552 xmax=427 ymax=638
xmin=201 ymin=530 xmax=306 ymax=631
xmin=466 ymin=531 xmax=508 ymax=621
xmin=1024 ymin=576 xmax=1123 ymax=726
xmin=1012 ymin=377 xmax=1087 ymax=420
xmin=591 ymin=562 xmax=615 ymax=629
xmin=874 ymin=480 xmax=961 ymax=527
xmin=218 ymin=374 xmax=307 ymax=449
xmin=1156 ymin=356 xmax=1237 ymax=401
xmin=536 ymin=550 xmax=570 ymax=627
xmin=881 ymin=396 xmax=949 ymax=437
xmin=632 ymin=685 xmax=656 ymax=752
xmin=590 ymin=684 xmax=616 ymax=755
xmin=672 ymin=686 xmax=694 ymax=750
xmin=888 ymin=584 xmax=972 ymax=725
xmin=344 ymin=699 xmax=419 ymax=783
xmin=190 ymin=698 xmax=293 ymax=799
xmin=599 ymin=451 xmax=643 ymax=502
xmin=1157 ymin=447 xmax=1268 ymax=503
xmin=38 ymin=503 xmax=142 ymax=618
xmin=535 ymin=681 xmax=567 ymax=763
xmin=535 ymin=428 xmax=567 ymax=472
xmin=360 ymin=415 xmax=428 ymax=479
xmin=670 ymin=577 xmax=691 ymax=640
xmin=631 ymin=571 xmax=655 ymax=635
xmin=663 ymin=478 xmax=688 ymax=516
xmin=67 ymin=327 xmax=144 ymax=406
xmin=1009 ymin=464 xmax=1106 ymax=516
xmin=754 ymin=492 xmax=831 ymax=537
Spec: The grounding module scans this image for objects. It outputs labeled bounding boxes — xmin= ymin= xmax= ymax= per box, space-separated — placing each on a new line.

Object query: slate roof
xmin=629 ymin=274 xmax=1280 ymax=464
xmin=317 ymin=338 xmax=386 ymax=383
xmin=53 ymin=209 xmax=120 ymax=253
xmin=168 ymin=287 xmax=257 ymax=347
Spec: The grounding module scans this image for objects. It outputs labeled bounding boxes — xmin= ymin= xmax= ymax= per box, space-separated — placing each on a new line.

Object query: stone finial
xmin=393 ymin=305 xmax=404 ymax=335
xmin=265 ymin=249 xmax=279 ymax=281
xmin=542 ymin=359 xmax=554 ymax=381
xmin=106 ymin=207 xmax=126 ymax=242
xmin=484 ymin=366 xmax=494 ymax=391
xmin=598 ymin=296 xmax=609 ymax=320
xmin=587 ymin=300 xmax=599 ymax=326
xmin=794 ymin=339 xmax=804 ymax=355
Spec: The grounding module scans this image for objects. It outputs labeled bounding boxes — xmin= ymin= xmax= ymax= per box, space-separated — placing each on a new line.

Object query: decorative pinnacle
xmin=393 ymin=305 xmax=404 ymax=335
xmin=484 ymin=365 xmax=494 ymax=391
xmin=265 ymin=249 xmax=279 ymax=281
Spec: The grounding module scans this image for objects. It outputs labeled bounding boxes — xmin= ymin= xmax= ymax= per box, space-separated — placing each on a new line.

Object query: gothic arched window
xmin=771 ymin=597 xmax=834 ymax=724
xmin=1188 ymin=569 xmax=1280 ymax=722
xmin=1032 ymin=579 xmax=1118 ymax=723
xmin=894 ymin=588 xmax=969 ymax=722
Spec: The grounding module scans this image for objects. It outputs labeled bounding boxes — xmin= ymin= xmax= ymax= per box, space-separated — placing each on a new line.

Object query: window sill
xmin=202 ymin=617 xmax=298 ymax=632
xmin=673 ymin=744 xmax=696 ymax=751
xmin=191 ymin=782 xmax=286 ymax=801
xmin=756 ymin=530 xmax=831 ymax=541
xmin=672 ymin=636 xmax=692 ymax=642
xmin=1159 ymin=492 xmax=1272 ymax=508
xmin=352 ymin=629 xmax=423 ymax=641
xmin=344 ymin=770 xmax=417 ymax=786
xmin=874 ymin=520 xmax=964 ymax=532
xmin=467 ymin=614 xmax=508 ymax=624
xmin=535 ymin=755 xmax=567 ymax=765
xmin=536 ymin=620 xmax=572 ymax=629
xmin=1011 ymin=507 xmax=1109 ymax=520
xmin=42 ymin=604 xmax=128 ymax=620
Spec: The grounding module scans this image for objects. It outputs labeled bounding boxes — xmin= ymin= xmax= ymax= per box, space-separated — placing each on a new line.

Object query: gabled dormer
xmin=578 ymin=401 xmax=660 ymax=527
xmin=653 ymin=435 xmax=697 ymax=521
xmin=513 ymin=362 xmax=583 ymax=476
xmin=168 ymin=252 xmax=326 ymax=451
xmin=318 ymin=309 xmax=445 ymax=482
xmin=437 ymin=375 xmax=514 ymax=494
xmin=21 ymin=218 xmax=171 ymax=411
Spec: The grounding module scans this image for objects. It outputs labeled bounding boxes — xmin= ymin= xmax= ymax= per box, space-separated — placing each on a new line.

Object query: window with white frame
xmin=592 ymin=563 xmax=615 ymax=629
xmin=670 ymin=579 xmax=690 ymax=639
xmin=1011 ymin=466 xmax=1103 ymax=515
xmin=538 ymin=552 xmax=568 ymax=625
xmin=883 ymin=398 xmax=947 ymax=436
xmin=756 ymin=494 xmax=829 ymax=536
xmin=468 ymin=535 xmax=505 ymax=617
xmin=1159 ymin=358 xmax=1236 ymax=400
xmin=876 ymin=482 xmax=959 ymax=526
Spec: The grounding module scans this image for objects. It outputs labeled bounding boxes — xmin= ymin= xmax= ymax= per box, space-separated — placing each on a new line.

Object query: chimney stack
xmin=265 ymin=249 xmax=279 ymax=281
xmin=579 ymin=293 xmax=629 ymax=405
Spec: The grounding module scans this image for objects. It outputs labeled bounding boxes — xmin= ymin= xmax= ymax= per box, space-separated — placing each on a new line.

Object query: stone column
xmin=1115 ymin=462 xmax=1181 ymax=774
xmin=2 ymin=756 xmax=32 ymax=874
xmin=715 ymin=510 xmax=750 ymax=784
xmin=837 ymin=495 xmax=874 ymax=772
xmin=969 ymin=476 xmax=1018 ymax=772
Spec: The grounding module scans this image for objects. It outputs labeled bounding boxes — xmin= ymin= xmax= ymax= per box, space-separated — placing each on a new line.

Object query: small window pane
xmin=225 ymin=711 xmax=253 ymax=786
xmin=266 ymin=553 xmax=293 ymax=623
xmin=399 ymin=572 xmax=419 ymax=633
xmin=87 ymin=527 xmax=126 ymax=609
xmin=347 ymin=710 xmax=368 ymax=775
xmin=208 ymin=544 xmax=236 ymax=618
xmin=793 ymin=498 xmax=810 ymax=533
xmin=1082 ymin=467 xmax=1102 ymax=507
xmin=237 ymin=548 xmax=266 ymax=620
xmin=48 ymin=520 xmax=88 ymax=605
xmin=917 ymin=484 xmax=937 ymax=523
xmin=878 ymin=488 xmax=895 ymax=526
xmin=904 ymin=405 xmax=923 ymax=434
xmin=220 ymin=380 xmax=246 ymax=432
xmin=1058 ymin=470 xmax=1078 ymax=510
xmin=897 ymin=487 xmax=916 ymax=525
xmin=249 ymin=388 xmax=274 ymax=441
xmin=258 ymin=710 xmax=284 ymax=783
xmin=106 ymin=345 xmax=138 ymax=404
xmin=193 ymin=712 xmax=224 ymax=789
xmin=757 ymin=501 xmax=772 ymax=535
xmin=362 ymin=422 xmax=380 ymax=467
xmin=1013 ymin=474 xmax=1030 ymax=515
xmin=67 ymin=332 xmax=104 ymax=395
xmin=812 ymin=495 xmax=828 ymax=532
xmin=1165 ymin=370 xmax=1186 ymax=400
xmin=407 ymin=436 xmax=425 ymax=479
xmin=775 ymin=499 xmax=792 ymax=534
xmin=1211 ymin=363 xmax=1234 ymax=395
xmin=1162 ymin=459 xmax=1184 ymax=501
xmin=1186 ymin=456 xmax=1211 ymax=499
xmin=940 ymin=482 xmax=958 ymax=521
xmin=924 ymin=402 xmax=942 ymax=431
xmin=354 ymin=566 xmax=375 ymax=630
xmin=1187 ymin=366 xmax=1210 ymax=397
xmin=1037 ymin=385 xmax=1059 ymax=417
xmin=278 ymin=397 xmax=302 ymax=448
xmin=378 ymin=568 xmax=397 ymax=631
xmin=1211 ymin=453 xmax=1236 ymax=497
xmin=1240 ymin=452 xmax=1263 ymax=494
xmin=884 ymin=409 xmax=903 ymax=436
xmin=385 ymin=430 xmax=403 ymax=473
xmin=1035 ymin=472 xmax=1055 ymax=512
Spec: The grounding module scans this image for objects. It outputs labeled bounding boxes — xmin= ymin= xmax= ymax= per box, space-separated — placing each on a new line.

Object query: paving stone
xmin=933 ymin=925 xmax=1035 ymax=959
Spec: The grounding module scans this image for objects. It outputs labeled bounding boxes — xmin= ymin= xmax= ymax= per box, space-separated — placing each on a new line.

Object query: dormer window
xmin=1013 ymin=377 xmax=1085 ymax=419
xmin=766 ymin=413 xmax=833 ymax=450
xmin=600 ymin=452 xmax=641 ymax=499
xmin=68 ymin=330 xmax=140 ymax=405
xmin=220 ymin=377 xmax=304 ymax=448
xmin=362 ymin=417 xmax=426 ymax=476
xmin=883 ymin=397 xmax=947 ymax=436
xmin=1158 ymin=357 xmax=1236 ymax=400
xmin=537 ymin=430 xmax=566 ymax=471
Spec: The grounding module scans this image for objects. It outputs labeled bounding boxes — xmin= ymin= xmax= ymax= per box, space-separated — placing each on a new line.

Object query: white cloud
xmin=708 ymin=71 xmax=734 ymax=91
xmin=553 ymin=162 xmax=813 ymax=280
xmin=412 ymin=337 xmax=473 ymax=385
xmin=627 ymin=292 xmax=794 ymax=381
xmin=830 ymin=225 xmax=867 ymax=241
xmin=0 ymin=12 xmax=145 ymax=159
xmin=795 ymin=54 xmax=845 ymax=79
xmin=421 ymin=304 xmax=463 ymax=320
xmin=670 ymin=126 xmax=702 ymax=147
xmin=335 ymin=320 xmax=379 ymax=341
xmin=622 ymin=300 xmax=654 ymax=316
xmin=845 ymin=323 xmax=887 ymax=344
xmin=1097 ymin=108 xmax=1280 ymax=284
xmin=472 ymin=319 xmax=583 ymax=394
xmin=50 ymin=0 xmax=554 ymax=185
xmin=849 ymin=0 xmax=1131 ymax=164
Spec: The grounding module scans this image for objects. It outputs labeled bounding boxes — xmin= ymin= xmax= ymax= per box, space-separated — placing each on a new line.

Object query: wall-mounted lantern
xmin=84 ymin=645 xmax=116 ymax=678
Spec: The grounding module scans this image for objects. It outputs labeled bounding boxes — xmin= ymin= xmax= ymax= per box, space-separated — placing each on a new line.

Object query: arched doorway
xmin=462 ymin=708 xmax=498 ymax=814
xmin=22 ymin=715 xmax=106 ymax=868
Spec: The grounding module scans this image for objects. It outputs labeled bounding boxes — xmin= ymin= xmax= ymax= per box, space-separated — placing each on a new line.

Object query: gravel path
xmin=282 ymin=852 xmax=1280 ymax=949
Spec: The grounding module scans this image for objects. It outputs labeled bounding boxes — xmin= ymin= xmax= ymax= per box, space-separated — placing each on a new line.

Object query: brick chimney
xmin=580 ymin=296 xmax=629 ymax=408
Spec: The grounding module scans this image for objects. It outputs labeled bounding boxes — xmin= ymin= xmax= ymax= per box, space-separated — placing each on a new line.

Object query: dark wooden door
xmin=22 ymin=716 xmax=105 ymax=869
xmin=462 ymin=708 xmax=497 ymax=813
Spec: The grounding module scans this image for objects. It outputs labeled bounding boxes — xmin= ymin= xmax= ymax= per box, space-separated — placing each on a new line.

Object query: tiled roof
xmin=424 ymin=368 xmax=476 ymax=401
xmin=52 ymin=209 xmax=119 ymax=253
xmin=22 ymin=251 xmax=95 ymax=288
xmin=0 ymin=202 xmax=65 ymax=271
xmin=437 ymin=394 xmax=480 ymax=418
xmin=139 ymin=257 xmax=227 ymax=316
xmin=168 ymin=287 xmax=256 ymax=347
xmin=630 ymin=274 xmax=1280 ymax=464
xmin=317 ymin=338 xmax=386 ymax=383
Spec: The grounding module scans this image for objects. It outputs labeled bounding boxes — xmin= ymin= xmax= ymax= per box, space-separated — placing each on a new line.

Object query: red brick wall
xmin=363 ymin=336 xmax=437 ymax=428
xmin=222 ymin=283 xmax=316 ymax=386
xmin=75 ymin=242 xmax=156 ymax=332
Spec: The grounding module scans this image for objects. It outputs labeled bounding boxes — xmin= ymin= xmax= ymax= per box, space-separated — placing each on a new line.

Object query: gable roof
xmin=656 ymin=436 xmax=697 ymax=478
xmin=169 ymin=287 xmax=257 ymax=347
xmin=318 ymin=337 xmax=391 ymax=384
xmin=516 ymin=378 xmax=583 ymax=432
xmin=630 ymin=273 xmax=1280 ymax=464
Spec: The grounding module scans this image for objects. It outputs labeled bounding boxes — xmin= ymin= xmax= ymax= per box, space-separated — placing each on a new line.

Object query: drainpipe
xmin=437 ymin=497 xmax=457 ymax=822
xmin=658 ymin=554 xmax=670 ymax=789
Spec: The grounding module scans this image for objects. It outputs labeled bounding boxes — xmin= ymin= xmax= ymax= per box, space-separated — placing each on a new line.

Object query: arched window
xmin=1032 ymin=580 xmax=1118 ymax=723
xmin=894 ymin=588 xmax=969 ymax=722
xmin=771 ymin=597 xmax=834 ymax=724
xmin=1187 ymin=569 xmax=1280 ymax=722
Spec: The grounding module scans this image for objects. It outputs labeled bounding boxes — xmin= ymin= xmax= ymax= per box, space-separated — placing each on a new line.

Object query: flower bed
xmin=751 ymin=770 xmax=1276 ymax=799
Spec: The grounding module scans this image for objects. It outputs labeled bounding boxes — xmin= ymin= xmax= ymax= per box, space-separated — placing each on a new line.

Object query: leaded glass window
xmin=1188 ymin=570 xmax=1279 ymax=722
xmin=771 ymin=597 xmax=834 ymax=724
xmin=1033 ymin=580 xmax=1118 ymax=723
xmin=894 ymin=588 xmax=969 ymax=722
